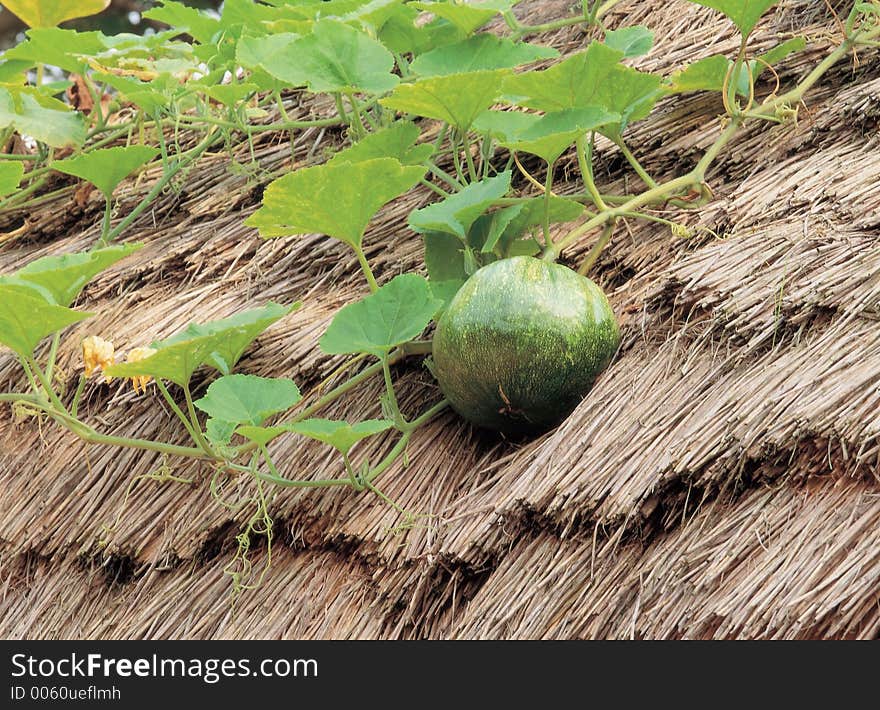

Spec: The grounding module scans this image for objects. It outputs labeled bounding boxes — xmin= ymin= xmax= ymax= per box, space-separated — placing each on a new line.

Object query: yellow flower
xmin=126 ymin=346 xmax=157 ymax=393
xmin=81 ymin=336 xmax=115 ymax=380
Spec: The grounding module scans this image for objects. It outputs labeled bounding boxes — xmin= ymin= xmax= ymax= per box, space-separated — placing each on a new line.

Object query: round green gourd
xmin=433 ymin=256 xmax=619 ymax=435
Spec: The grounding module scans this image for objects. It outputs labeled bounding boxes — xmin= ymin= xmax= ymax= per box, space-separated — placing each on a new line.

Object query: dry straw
xmin=1 ymin=0 xmax=879 ymax=638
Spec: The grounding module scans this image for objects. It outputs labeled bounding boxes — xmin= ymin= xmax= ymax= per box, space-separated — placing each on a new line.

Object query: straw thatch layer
xmin=1 ymin=0 xmax=879 ymax=639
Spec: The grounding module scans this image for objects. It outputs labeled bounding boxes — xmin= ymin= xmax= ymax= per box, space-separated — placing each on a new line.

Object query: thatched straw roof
xmin=1 ymin=0 xmax=879 ymax=639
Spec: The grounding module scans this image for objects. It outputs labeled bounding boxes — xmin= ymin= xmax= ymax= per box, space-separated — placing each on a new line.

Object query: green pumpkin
xmin=433 ymin=256 xmax=619 ymax=435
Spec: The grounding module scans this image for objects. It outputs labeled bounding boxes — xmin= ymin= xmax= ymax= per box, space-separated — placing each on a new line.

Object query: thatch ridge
xmin=1 ymin=0 xmax=879 ymax=639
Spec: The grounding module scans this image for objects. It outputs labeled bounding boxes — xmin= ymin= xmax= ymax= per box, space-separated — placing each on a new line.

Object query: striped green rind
xmin=433 ymin=256 xmax=619 ymax=435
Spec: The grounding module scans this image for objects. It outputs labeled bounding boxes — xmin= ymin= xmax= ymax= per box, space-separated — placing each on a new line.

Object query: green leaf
xmin=604 ymin=25 xmax=654 ymax=58
xmin=247 ymin=158 xmax=426 ymax=248
xmin=206 ymin=418 xmax=237 ymax=446
xmin=328 ymin=121 xmax=434 ymax=167
xmin=0 ymin=60 xmax=31 ymax=83
xmin=427 ymin=278 xmax=466 ymax=314
xmin=409 ymin=34 xmax=557 ymax=76
xmin=156 ymin=302 xmax=300 ymax=375
xmin=381 ymin=69 xmax=507 ymax=130
xmin=471 ymin=203 xmax=525 ymax=253
xmin=667 ymin=55 xmax=730 ymax=93
xmin=248 ymin=19 xmax=398 ymax=94
xmin=424 ymin=231 xmax=468 ymax=282
xmin=1 ymin=0 xmax=110 ymax=28
xmin=668 ymin=38 xmax=805 ymax=95
xmin=3 ymin=28 xmax=106 ymax=74
xmin=286 ymin=418 xmax=393 ymax=455
xmin=0 ymin=86 xmax=86 ymax=148
xmin=143 ymin=1 xmax=221 ymax=44
xmin=502 ymin=194 xmax=583 ymax=242
xmin=51 ymin=146 xmax=159 ymax=199
xmin=93 ymin=73 xmax=168 ymax=114
xmin=502 ymin=42 xmax=661 ymax=133
xmin=409 ymin=171 xmax=511 ymax=239
xmin=194 ymin=374 xmax=302 ymax=426
xmin=503 ymin=107 xmax=621 ymax=163
xmin=378 ymin=4 xmax=464 ymax=55
xmin=103 ymin=332 xmax=224 ymax=387
xmin=320 ymin=273 xmax=441 ymax=358
xmin=0 ymin=286 xmax=91 ymax=358
xmin=0 ymin=162 xmax=24 ymax=197
xmin=472 ymin=109 xmax=539 ymax=140
xmin=199 ymin=82 xmax=259 ymax=107
xmin=752 ymin=36 xmax=806 ymax=77
xmin=233 ymin=424 xmax=285 ymax=446
xmin=411 ymin=0 xmax=515 ymax=34
xmin=7 ymin=244 xmax=142 ymax=307
xmin=688 ymin=0 xmax=778 ymax=36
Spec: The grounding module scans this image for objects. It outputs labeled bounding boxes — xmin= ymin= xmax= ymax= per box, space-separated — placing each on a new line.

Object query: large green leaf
xmin=502 ymin=195 xmax=584 ymax=242
xmin=381 ymin=69 xmax=507 ymax=130
xmin=247 ymin=19 xmax=398 ymax=94
xmin=378 ymin=4 xmax=464 ymax=55
xmin=0 ymin=86 xmax=86 ymax=148
xmin=103 ymin=332 xmax=224 ymax=387
xmin=7 ymin=244 xmax=142 ymax=307
xmin=320 ymin=273 xmax=441 ymax=357
xmin=668 ymin=38 xmax=806 ymax=95
xmin=411 ymin=0 xmax=515 ymax=34
xmin=502 ymin=42 xmax=661 ymax=133
xmin=286 ymin=418 xmax=394 ymax=455
xmin=688 ymin=0 xmax=778 ymax=36
xmin=0 ymin=162 xmax=24 ymax=197
xmin=514 ymin=107 xmax=620 ymax=160
xmin=1 ymin=0 xmax=109 ymax=28
xmin=408 ymin=171 xmax=511 ymax=239
xmin=3 ymin=28 xmax=106 ymax=74
xmin=246 ymin=158 xmax=426 ymax=248
xmin=328 ymin=121 xmax=434 ymax=166
xmin=0 ymin=286 xmax=91 ymax=358
xmin=52 ymin=146 xmax=159 ymax=199
xmin=604 ymin=25 xmax=654 ymax=58
xmin=194 ymin=374 xmax=302 ymax=426
xmin=410 ymin=34 xmax=557 ymax=76
xmin=143 ymin=1 xmax=222 ymax=44
xmin=156 ymin=302 xmax=299 ymax=375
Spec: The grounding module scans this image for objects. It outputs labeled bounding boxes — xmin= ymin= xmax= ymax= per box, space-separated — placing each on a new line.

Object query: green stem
xmin=156 ymin=380 xmax=200 ymax=444
xmin=0 ymin=393 xmax=208 ymax=459
xmin=577 ymin=134 xmax=607 ymax=210
xmin=613 ymin=135 xmax=658 ymax=188
xmin=346 ymin=92 xmax=368 ymax=139
xmin=462 ymin=131 xmax=478 ymax=182
xmin=70 ymin=375 xmax=86 ymax=418
xmin=451 ymin=132 xmax=466 ymax=184
xmin=27 ymin=356 xmax=66 ymax=413
xmin=364 ymin=399 xmax=448 ymax=485
xmin=99 ymin=195 xmax=112 ymax=245
xmin=353 ymin=245 xmax=379 ymax=292
xmin=425 ymin=160 xmax=465 ymax=190
xmin=102 ymin=131 xmax=218 ymax=244
xmin=578 ymin=221 xmax=615 ymax=275
xmin=251 ymin=448 xmax=351 ymax=488
xmin=45 ymin=332 xmax=60 ymax=384
xmin=175 ymin=113 xmax=345 ymax=133
xmin=184 ymin=382 xmax=215 ymax=456
xmin=542 ymin=161 xmax=555 ymax=249
xmin=420 ymin=177 xmax=451 ymax=198
xmin=382 ymin=356 xmax=405 ymax=428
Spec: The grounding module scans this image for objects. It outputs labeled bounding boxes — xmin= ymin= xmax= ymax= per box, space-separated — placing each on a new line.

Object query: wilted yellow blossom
xmin=126 ymin=347 xmax=157 ymax=393
xmin=82 ymin=336 xmax=115 ymax=379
